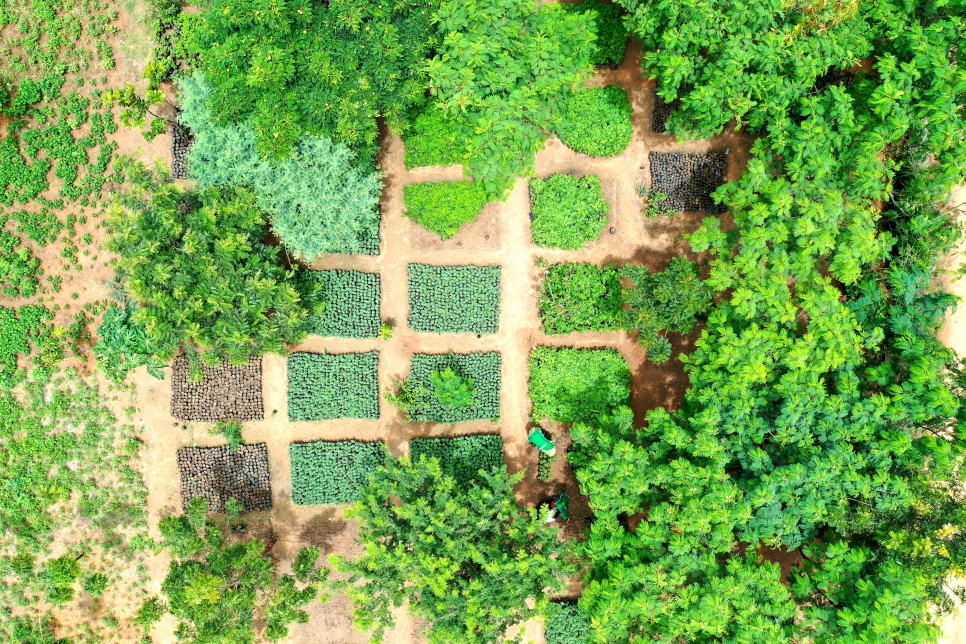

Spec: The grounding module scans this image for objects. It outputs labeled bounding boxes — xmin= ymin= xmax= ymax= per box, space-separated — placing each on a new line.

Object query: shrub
xmin=178 ymin=74 xmax=383 ymax=258
xmin=530 ymin=174 xmax=609 ymax=249
xmin=95 ymin=302 xmax=165 ymax=383
xmin=410 ymin=435 xmax=505 ymax=486
xmin=529 ymin=347 xmax=630 ymax=424
xmin=0 ymin=230 xmax=40 ymax=297
xmin=388 ymin=352 xmax=501 ymax=423
xmin=300 ymin=271 xmax=381 ymax=339
xmin=558 ymin=85 xmax=633 ymax=157
xmin=404 ymin=106 xmax=465 ymax=169
xmin=287 ymin=352 xmax=380 ymax=421
xmin=431 ymin=368 xmax=477 ymax=409
xmin=563 ymin=0 xmax=629 ymax=67
xmin=403 ymin=181 xmax=490 ymax=239
xmin=545 ymin=602 xmax=592 ymax=644
xmin=408 ymin=264 xmax=501 ymax=334
xmin=539 ymin=263 xmax=622 ymax=334
xmin=290 ymin=440 xmax=385 ymax=505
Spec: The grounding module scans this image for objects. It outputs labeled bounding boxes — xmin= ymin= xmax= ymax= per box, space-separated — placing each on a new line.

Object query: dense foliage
xmin=178 ymin=74 xmax=383 ymax=258
xmin=402 ymin=105 xmax=465 ymax=169
xmin=94 ymin=301 xmax=165 ymax=383
xmin=538 ymin=263 xmax=622 ymax=334
xmin=530 ymin=174 xmax=609 ymax=249
xmin=562 ymin=0 xmax=628 ymax=67
xmin=149 ymin=499 xmax=326 ymax=642
xmin=0 ymin=230 xmax=40 ymax=297
xmin=300 ymin=270 xmax=381 ymax=339
xmin=557 ymin=85 xmax=633 ymax=157
xmin=178 ymin=0 xmax=440 ymax=163
xmin=287 ymin=352 xmax=380 ymax=421
xmin=333 ymin=456 xmax=572 ymax=644
xmin=407 ymin=264 xmax=501 ymax=334
xmin=107 ymin=167 xmax=320 ymax=375
xmin=529 ymin=347 xmax=630 ymax=424
xmin=387 ymin=352 xmax=501 ymax=423
xmin=424 ymin=0 xmax=595 ymax=195
xmin=290 ymin=440 xmax=385 ymax=505
xmin=410 ymin=435 xmax=505 ymax=487
xmin=403 ymin=181 xmax=490 ymax=239
xmin=545 ymin=601 xmax=592 ymax=644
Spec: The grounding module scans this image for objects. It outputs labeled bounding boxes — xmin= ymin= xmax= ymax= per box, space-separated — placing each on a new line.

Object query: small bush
xmin=403 ymin=181 xmax=489 ymax=239
xmin=530 ymin=174 xmax=609 ymax=249
xmin=0 ymin=231 xmax=40 ymax=297
xmin=301 ymin=270 xmax=381 ymax=338
xmin=563 ymin=0 xmax=628 ymax=67
xmin=558 ymin=85 xmax=633 ymax=157
xmin=290 ymin=440 xmax=385 ymax=505
xmin=410 ymin=435 xmax=505 ymax=486
xmin=539 ymin=263 xmax=622 ymax=334
xmin=388 ymin=352 xmax=501 ymax=423
xmin=408 ymin=264 xmax=501 ymax=334
xmin=529 ymin=347 xmax=630 ymax=424
xmin=404 ymin=106 xmax=465 ymax=169
xmin=287 ymin=352 xmax=380 ymax=421
xmin=545 ymin=601 xmax=592 ymax=644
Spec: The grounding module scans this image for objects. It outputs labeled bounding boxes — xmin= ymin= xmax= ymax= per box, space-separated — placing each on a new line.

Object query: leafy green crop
xmin=290 ymin=440 xmax=385 ymax=505
xmin=538 ymin=263 xmax=622 ymax=334
xmin=403 ymin=181 xmax=490 ymax=239
xmin=562 ymin=0 xmax=628 ymax=67
xmin=287 ymin=352 xmax=380 ymax=421
xmin=410 ymin=435 xmax=505 ymax=487
xmin=0 ymin=305 xmax=56 ymax=387
xmin=408 ymin=264 xmax=501 ymax=334
xmin=403 ymin=105 xmax=465 ymax=170
xmin=530 ymin=174 xmax=609 ymax=249
xmin=301 ymin=271 xmax=381 ymax=339
xmin=529 ymin=347 xmax=630 ymax=424
xmin=557 ymin=85 xmax=633 ymax=158
xmin=431 ymin=368 xmax=477 ymax=409
xmin=389 ymin=353 xmax=501 ymax=423
xmin=0 ymin=230 xmax=40 ymax=297
xmin=94 ymin=302 xmax=165 ymax=384
xmin=545 ymin=602 xmax=592 ymax=644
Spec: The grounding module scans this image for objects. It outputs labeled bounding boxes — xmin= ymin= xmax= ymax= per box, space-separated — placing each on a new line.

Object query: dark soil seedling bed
xmin=648 ymin=152 xmax=727 ymax=213
xmin=171 ymin=355 xmax=263 ymax=422
xmin=651 ymin=93 xmax=682 ymax=134
xmin=171 ymin=116 xmax=194 ymax=180
xmin=177 ymin=443 xmax=272 ymax=513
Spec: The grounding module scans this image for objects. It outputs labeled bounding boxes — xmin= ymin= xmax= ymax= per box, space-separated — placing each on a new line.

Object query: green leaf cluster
xmin=300 ymin=270 xmax=381 ymax=339
xmin=287 ymin=352 xmax=380 ymax=421
xmin=403 ymin=105 xmax=465 ymax=169
xmin=423 ymin=0 xmax=596 ymax=196
xmin=407 ymin=264 xmax=501 ymax=334
xmin=562 ymin=0 xmax=628 ymax=67
xmin=333 ymin=456 xmax=573 ymax=644
xmin=529 ymin=347 xmax=630 ymax=425
xmin=0 ymin=305 xmax=56 ymax=387
xmin=545 ymin=601 xmax=592 ymax=644
xmin=107 ymin=164 xmax=321 ymax=370
xmin=94 ymin=302 xmax=166 ymax=383
xmin=557 ymin=85 xmax=633 ymax=157
xmin=0 ymin=230 xmax=40 ymax=297
xmin=538 ymin=263 xmax=622 ymax=334
xmin=530 ymin=174 xmax=609 ymax=249
xmin=290 ymin=440 xmax=385 ymax=505
xmin=178 ymin=0 xmax=440 ymax=163
xmin=410 ymin=435 xmax=504 ymax=487
xmin=403 ymin=181 xmax=490 ymax=239
xmin=430 ymin=368 xmax=477 ymax=409
xmin=388 ymin=352 xmax=501 ymax=423
xmin=178 ymin=74 xmax=383 ymax=259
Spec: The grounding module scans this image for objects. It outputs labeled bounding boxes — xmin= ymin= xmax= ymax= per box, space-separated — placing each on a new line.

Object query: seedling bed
xmin=290 ymin=440 xmax=385 ymax=505
xmin=171 ymin=355 xmax=263 ymax=422
xmin=171 ymin=116 xmax=193 ymax=180
xmin=410 ymin=434 xmax=505 ymax=486
xmin=301 ymin=270 xmax=381 ymax=338
xmin=408 ymin=264 xmax=501 ymax=335
xmin=648 ymin=152 xmax=727 ymax=213
xmin=287 ymin=351 xmax=380 ymax=421
xmin=406 ymin=352 xmax=502 ymax=423
xmin=177 ymin=443 xmax=272 ymax=513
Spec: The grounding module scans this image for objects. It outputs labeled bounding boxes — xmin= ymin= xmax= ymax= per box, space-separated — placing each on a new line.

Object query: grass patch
xmin=403 ymin=181 xmax=489 ymax=239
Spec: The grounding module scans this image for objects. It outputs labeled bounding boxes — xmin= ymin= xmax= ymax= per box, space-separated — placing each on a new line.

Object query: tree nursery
xmin=1 ymin=0 xmax=966 ymax=643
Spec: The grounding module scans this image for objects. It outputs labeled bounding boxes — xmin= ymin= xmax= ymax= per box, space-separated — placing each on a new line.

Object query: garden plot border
xmin=648 ymin=151 xmax=728 ymax=213
xmin=171 ymin=355 xmax=263 ymax=422
xmin=177 ymin=443 xmax=272 ymax=513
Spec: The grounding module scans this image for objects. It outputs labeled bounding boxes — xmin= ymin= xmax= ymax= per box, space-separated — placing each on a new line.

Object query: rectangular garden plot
xmin=406 ymin=352 xmax=501 ymax=423
xmin=408 ymin=264 xmax=500 ymax=334
xmin=301 ymin=270 xmax=380 ymax=338
xmin=177 ymin=443 xmax=272 ymax=513
xmin=648 ymin=151 xmax=727 ymax=213
xmin=290 ymin=440 xmax=385 ymax=505
xmin=171 ymin=355 xmax=263 ymax=422
xmin=288 ymin=351 xmax=380 ymax=421
xmin=411 ymin=435 xmax=505 ymax=486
